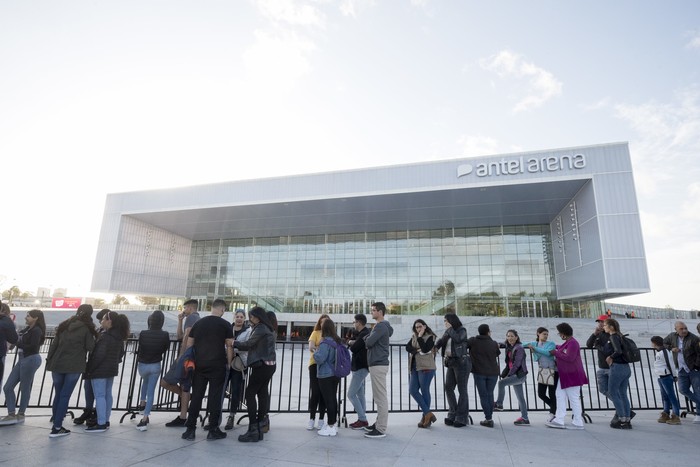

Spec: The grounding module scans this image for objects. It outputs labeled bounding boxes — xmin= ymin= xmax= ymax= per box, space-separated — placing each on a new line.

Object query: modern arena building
xmin=91 ymin=142 xmax=650 ymax=319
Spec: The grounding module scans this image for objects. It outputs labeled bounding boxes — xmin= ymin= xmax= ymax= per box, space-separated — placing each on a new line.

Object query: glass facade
xmin=183 ymin=224 xmax=603 ymax=317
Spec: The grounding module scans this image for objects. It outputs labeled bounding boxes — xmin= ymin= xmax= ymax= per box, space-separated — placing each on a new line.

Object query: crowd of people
xmin=0 ymin=301 xmax=699 ymax=441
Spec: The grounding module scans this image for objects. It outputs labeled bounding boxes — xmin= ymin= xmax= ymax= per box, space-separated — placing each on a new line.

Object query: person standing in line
xmin=494 ymin=329 xmax=530 ymax=426
xmin=46 ymin=304 xmax=97 ymax=438
xmin=651 ymin=335 xmax=681 ymax=425
xmin=223 ymin=309 xmax=252 ymax=431
xmin=347 ymin=313 xmax=370 ymax=430
xmin=524 ymin=327 xmax=558 ymax=420
xmin=406 ymin=319 xmax=437 ymax=428
xmin=0 ymin=309 xmax=45 ymax=425
xmin=0 ymin=303 xmax=19 ymax=390
xmin=363 ymin=302 xmax=393 ymax=439
xmin=314 ymin=319 xmax=343 ymax=437
xmin=435 ymin=313 xmax=470 ymax=428
xmin=545 ymin=322 xmax=588 ymax=430
xmin=135 ymin=310 xmax=171 ymax=431
xmin=235 ymin=307 xmax=277 ymax=443
xmin=468 ymin=324 xmax=500 ymax=428
xmin=162 ymin=299 xmax=200 ymax=427
xmin=586 ymin=315 xmax=612 ymax=400
xmin=603 ymin=318 xmax=633 ymax=429
xmin=306 ymin=314 xmax=330 ymax=430
xmin=180 ymin=299 xmax=234 ymax=441
xmin=74 ymin=308 xmax=110 ymax=427
xmin=84 ymin=311 xmax=130 ymax=433
xmin=663 ymin=321 xmax=700 ymax=424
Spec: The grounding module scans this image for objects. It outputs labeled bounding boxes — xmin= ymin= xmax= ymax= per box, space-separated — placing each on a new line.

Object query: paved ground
xmin=0 ymin=409 xmax=696 ymax=466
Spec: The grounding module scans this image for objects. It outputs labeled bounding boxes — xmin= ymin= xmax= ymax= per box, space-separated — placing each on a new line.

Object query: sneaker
xmin=85 ymin=424 xmax=108 ymax=433
xmin=545 ymin=420 xmax=566 ymax=429
xmin=657 ymin=412 xmax=670 ymax=423
xmin=480 ymin=419 xmax=494 ymax=428
xmin=49 ymin=427 xmax=71 ymax=438
xmin=306 ymin=419 xmax=316 ymax=430
xmin=136 ymin=419 xmax=148 ymax=432
xmin=666 ymin=414 xmax=681 ymax=425
xmin=693 ymin=415 xmax=700 ymax=424
xmin=0 ymin=414 xmax=18 ymax=425
xmin=225 ymin=415 xmax=235 ymax=430
xmin=513 ymin=417 xmax=530 ymax=426
xmin=363 ymin=423 xmax=376 ymax=432
xmin=16 ymin=414 xmax=25 ymax=424
xmin=166 ymin=416 xmax=187 ymax=427
xmin=349 ymin=420 xmax=369 ymax=430
xmin=547 ymin=414 xmax=556 ymax=423
xmin=207 ymin=427 xmax=227 ymax=440
xmin=567 ymin=424 xmax=585 ymax=430
xmin=182 ymin=427 xmax=196 ymax=440
xmin=138 ymin=403 xmax=146 ymax=415
xmin=619 ymin=421 xmax=632 ymax=430
xmin=316 ymin=420 xmax=326 ymax=430
xmin=493 ymin=404 xmax=504 ymax=411
xmin=317 ymin=424 xmax=337 ymax=437
xmin=363 ymin=428 xmax=386 ymax=438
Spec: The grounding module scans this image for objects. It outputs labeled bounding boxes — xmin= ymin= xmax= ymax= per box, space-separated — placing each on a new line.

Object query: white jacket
xmin=653 ymin=348 xmax=678 ymax=377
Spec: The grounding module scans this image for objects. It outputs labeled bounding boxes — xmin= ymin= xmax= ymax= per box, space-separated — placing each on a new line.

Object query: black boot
xmin=260 ymin=415 xmax=270 ymax=433
xmin=238 ymin=422 xmax=262 ymax=443
xmin=73 ymin=409 xmax=92 ymax=425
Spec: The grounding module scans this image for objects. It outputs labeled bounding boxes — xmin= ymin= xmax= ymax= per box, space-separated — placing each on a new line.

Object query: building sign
xmin=52 ymin=297 xmax=82 ymax=309
xmin=457 ymin=153 xmax=586 ymax=178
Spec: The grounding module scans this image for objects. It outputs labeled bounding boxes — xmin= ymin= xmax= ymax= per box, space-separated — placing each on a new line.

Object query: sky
xmin=1 ymin=0 xmax=699 ymax=310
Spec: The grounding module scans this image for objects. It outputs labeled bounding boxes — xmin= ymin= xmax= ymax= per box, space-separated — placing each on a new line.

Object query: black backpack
xmin=620 ymin=334 xmax=641 ymax=363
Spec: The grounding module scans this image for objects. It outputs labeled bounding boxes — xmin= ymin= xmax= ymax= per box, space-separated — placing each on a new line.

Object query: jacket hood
xmin=148 ymin=310 xmax=165 ymax=330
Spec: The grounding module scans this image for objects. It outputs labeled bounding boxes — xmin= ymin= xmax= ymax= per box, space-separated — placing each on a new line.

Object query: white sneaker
xmin=306 ymin=419 xmax=316 ymax=430
xmin=0 ymin=414 xmax=18 ymax=426
xmin=693 ymin=415 xmax=700 ymax=424
xmin=317 ymin=424 xmax=337 ymax=437
xmin=316 ymin=419 xmax=326 ymax=430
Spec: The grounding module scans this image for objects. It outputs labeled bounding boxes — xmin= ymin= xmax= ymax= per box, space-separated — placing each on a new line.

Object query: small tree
xmin=112 ymin=294 xmax=130 ymax=305
xmin=93 ymin=298 xmax=107 ymax=309
xmin=2 ymin=286 xmax=21 ymax=305
xmin=136 ymin=296 xmax=160 ymax=306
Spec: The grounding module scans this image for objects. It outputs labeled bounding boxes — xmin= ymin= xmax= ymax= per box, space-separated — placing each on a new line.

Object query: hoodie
xmin=364 ymin=320 xmax=394 ymax=366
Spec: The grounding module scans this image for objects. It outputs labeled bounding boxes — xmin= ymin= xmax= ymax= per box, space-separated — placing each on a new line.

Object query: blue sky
xmin=1 ymin=1 xmax=698 ymax=310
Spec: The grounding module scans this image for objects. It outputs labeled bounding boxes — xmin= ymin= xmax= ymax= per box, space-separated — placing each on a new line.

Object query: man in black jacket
xmin=664 ymin=321 xmax=700 ymax=424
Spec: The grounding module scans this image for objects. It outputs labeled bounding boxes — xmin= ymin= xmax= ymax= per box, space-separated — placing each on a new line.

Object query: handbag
xmin=537 ymin=367 xmax=556 ymax=386
xmin=231 ymin=354 xmax=246 ymax=372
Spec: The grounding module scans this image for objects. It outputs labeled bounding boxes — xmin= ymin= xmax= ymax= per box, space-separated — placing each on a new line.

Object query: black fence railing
xmin=1 ymin=338 xmax=695 ymax=425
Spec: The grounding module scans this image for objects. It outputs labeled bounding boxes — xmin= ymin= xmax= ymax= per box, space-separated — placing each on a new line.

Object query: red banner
xmin=52 ymin=297 xmax=82 ymax=309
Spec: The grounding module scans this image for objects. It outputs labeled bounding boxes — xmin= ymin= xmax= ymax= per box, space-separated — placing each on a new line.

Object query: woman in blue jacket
xmin=524 ymin=327 xmax=558 ymax=420
xmin=313 ymin=318 xmax=341 ymax=437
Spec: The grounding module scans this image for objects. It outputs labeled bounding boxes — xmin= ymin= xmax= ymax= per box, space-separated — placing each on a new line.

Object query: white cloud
xmin=458 ymin=135 xmax=500 ymax=157
xmin=339 ymin=0 xmax=376 ymax=17
xmin=581 ymin=97 xmax=610 ymax=111
xmin=685 ymin=32 xmax=700 ymax=49
xmin=253 ymin=0 xmax=327 ymax=28
xmin=479 ymin=50 xmax=563 ymax=113
xmin=681 ymin=182 xmax=700 ymax=220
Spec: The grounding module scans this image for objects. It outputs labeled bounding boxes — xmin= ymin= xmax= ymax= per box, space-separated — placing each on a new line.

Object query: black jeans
xmin=444 ymin=357 xmax=471 ymax=424
xmin=246 ymin=364 xmax=276 ymax=424
xmin=226 ymin=368 xmax=246 ymax=414
xmin=308 ymin=364 xmax=326 ymax=420
xmin=186 ymin=365 xmax=227 ymax=429
xmin=537 ymin=371 xmax=559 ymax=414
xmin=317 ymin=376 xmax=340 ymax=425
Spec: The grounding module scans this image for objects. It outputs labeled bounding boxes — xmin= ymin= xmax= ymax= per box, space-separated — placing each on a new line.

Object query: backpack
xmin=620 ymin=334 xmax=641 ymax=363
xmin=322 ymin=340 xmax=352 ymax=378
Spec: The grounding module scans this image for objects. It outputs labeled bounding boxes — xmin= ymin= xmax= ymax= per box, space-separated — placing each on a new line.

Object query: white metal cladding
xmin=92 ymin=142 xmax=650 ymax=300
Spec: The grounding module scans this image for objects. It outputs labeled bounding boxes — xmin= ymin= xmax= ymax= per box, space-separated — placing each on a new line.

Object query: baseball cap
xmin=595 ymin=314 xmax=608 ymax=322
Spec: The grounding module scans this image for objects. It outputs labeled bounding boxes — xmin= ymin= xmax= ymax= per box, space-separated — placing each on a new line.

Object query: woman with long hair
xmin=85 ymin=311 xmax=130 ymax=433
xmin=234 ymin=307 xmax=277 ymax=442
xmin=0 ymin=309 xmax=46 ymax=425
xmin=495 ymin=329 xmax=530 ymax=426
xmin=603 ymin=318 xmax=633 ymax=429
xmin=434 ymin=313 xmax=471 ymax=427
xmin=306 ymin=313 xmax=330 ymax=430
xmin=135 ymin=310 xmax=170 ymax=431
xmin=313 ymin=318 xmax=342 ymax=437
xmin=46 ymin=304 xmax=97 ymax=437
xmin=224 ymin=309 xmax=251 ymax=431
xmin=524 ymin=327 xmax=558 ymax=419
xmin=406 ymin=319 xmax=437 ymax=428
xmin=545 ymin=322 xmax=588 ymax=430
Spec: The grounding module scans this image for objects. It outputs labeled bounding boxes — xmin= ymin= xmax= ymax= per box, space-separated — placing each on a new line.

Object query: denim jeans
xmin=444 ymin=357 xmax=471 ymax=424
xmin=3 ymin=353 xmax=42 ymax=414
xmin=347 ymin=368 xmax=368 ymax=421
xmin=677 ymin=368 xmax=700 ymax=414
xmin=83 ymin=378 xmax=95 ymax=409
xmin=226 ymin=368 xmax=246 ymax=415
xmin=473 ymin=373 xmax=498 ymax=420
xmin=596 ymin=368 xmax=610 ymax=398
xmin=496 ymin=374 xmax=528 ymax=420
xmin=658 ymin=375 xmax=680 ymax=416
xmin=51 ymin=372 xmax=81 ymax=429
xmin=138 ymin=362 xmax=162 ymax=417
xmin=409 ymin=368 xmax=435 ymax=415
xmin=186 ymin=365 xmax=227 ymax=429
xmin=608 ymin=363 xmax=631 ymax=418
xmin=91 ymin=377 xmax=115 ymax=425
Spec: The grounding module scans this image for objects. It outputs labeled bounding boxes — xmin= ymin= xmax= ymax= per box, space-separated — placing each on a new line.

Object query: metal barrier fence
xmin=1 ymin=338 xmax=695 ymax=425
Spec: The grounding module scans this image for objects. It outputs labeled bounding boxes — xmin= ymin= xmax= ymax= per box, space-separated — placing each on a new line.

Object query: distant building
xmin=53 ymin=288 xmax=67 ymax=298
xmin=92 ymin=142 xmax=650 ymax=318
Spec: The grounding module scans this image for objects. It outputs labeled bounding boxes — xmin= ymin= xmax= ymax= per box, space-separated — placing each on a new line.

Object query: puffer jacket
xmin=234 ymin=323 xmax=276 ymax=366
xmin=85 ymin=329 xmax=125 ymax=379
xmin=137 ymin=329 xmax=171 ymax=364
xmin=46 ymin=320 xmax=96 ymax=373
